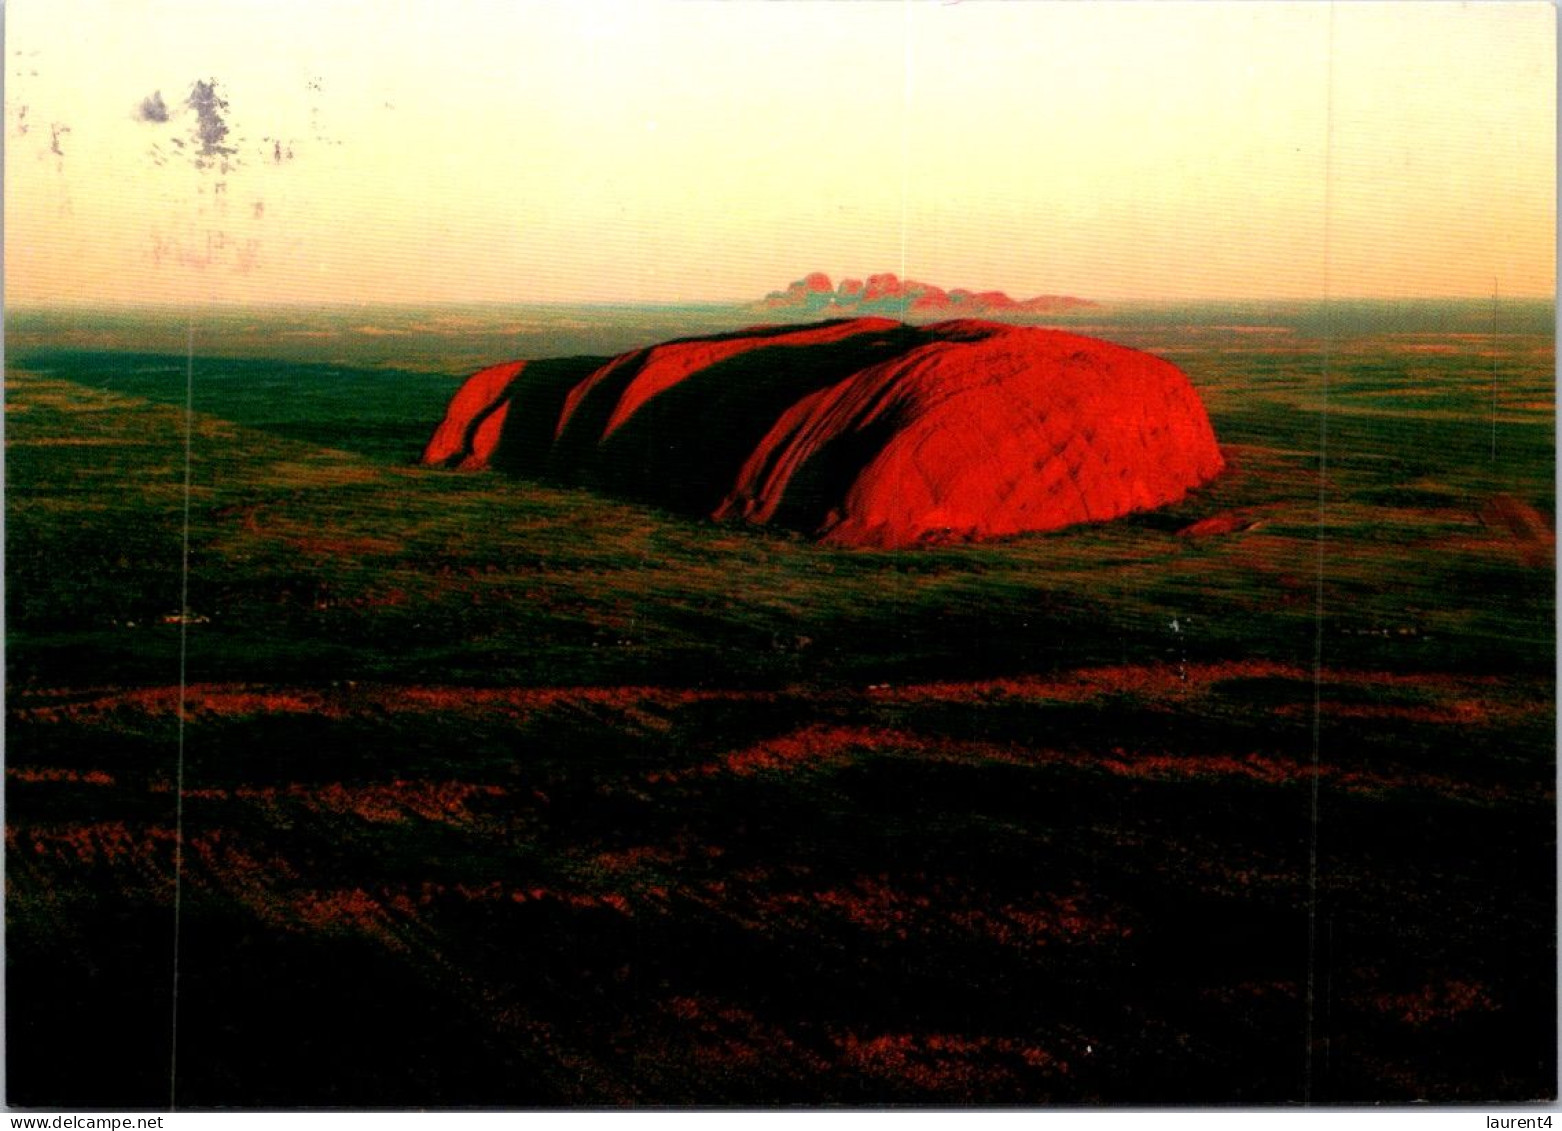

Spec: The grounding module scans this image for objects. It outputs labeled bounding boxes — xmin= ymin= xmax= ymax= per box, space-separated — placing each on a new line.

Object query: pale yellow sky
xmin=3 ymin=0 xmax=1555 ymax=305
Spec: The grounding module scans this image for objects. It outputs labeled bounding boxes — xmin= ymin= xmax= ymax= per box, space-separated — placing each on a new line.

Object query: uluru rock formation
xmin=753 ymin=272 xmax=1097 ymax=319
xmin=422 ymin=318 xmax=1224 ymax=549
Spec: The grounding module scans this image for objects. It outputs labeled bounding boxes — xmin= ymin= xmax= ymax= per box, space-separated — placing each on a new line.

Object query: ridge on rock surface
xmin=422 ymin=318 xmax=1224 ymax=549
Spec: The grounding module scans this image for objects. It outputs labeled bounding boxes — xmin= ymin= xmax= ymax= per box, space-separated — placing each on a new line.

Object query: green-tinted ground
xmin=5 ymin=302 xmax=1555 ymax=1105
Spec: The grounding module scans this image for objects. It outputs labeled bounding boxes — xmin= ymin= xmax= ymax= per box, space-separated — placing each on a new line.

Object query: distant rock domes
xmin=754 ymin=272 xmax=1097 ymax=318
xmin=423 ymin=318 xmax=1223 ymax=549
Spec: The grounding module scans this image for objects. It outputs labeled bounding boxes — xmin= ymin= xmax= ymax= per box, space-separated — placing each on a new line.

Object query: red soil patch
xmin=1099 ymin=750 xmax=1314 ymax=787
xmin=653 ymin=995 xmax=831 ymax=1080
xmin=7 ymin=767 xmax=114 ymax=785
xmin=148 ymin=778 xmax=506 ymax=827
xmin=1094 ymin=748 xmax=1533 ymax=806
xmin=1177 ymin=511 xmax=1265 ymax=538
xmin=13 ymin=820 xmax=179 ymax=871
xmin=282 ymin=534 xmax=403 ymax=557
xmin=1478 ymin=494 xmax=1554 ymax=567
xmin=283 ymin=880 xmax=641 ymax=932
xmin=649 ymin=724 xmax=1042 ymax=786
xmin=772 ymin=875 xmax=932 ymax=935
xmin=9 ymin=682 xmax=764 ymax=724
xmin=306 ymin=780 xmax=505 ymax=825
xmin=292 ymin=887 xmax=397 ymax=936
xmin=836 ymin=1030 xmax=1072 ymax=1094
xmin=10 ymin=811 xmax=642 ymax=950
xmin=14 ymin=664 xmax=1538 ymax=737
xmin=876 ymin=660 xmax=1522 ymax=714
xmin=1370 ymin=979 xmax=1499 ymax=1028
xmin=1270 ymin=699 xmax=1496 ymax=726
xmin=950 ymin=892 xmax=1132 ymax=949
xmin=716 ymin=869 xmax=1128 ymax=951
xmin=590 ymin=843 xmax=684 ymax=874
xmin=704 ymin=723 xmax=904 ymax=778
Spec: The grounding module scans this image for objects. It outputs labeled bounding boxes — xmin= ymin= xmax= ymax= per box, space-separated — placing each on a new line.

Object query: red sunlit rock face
xmin=422 ymin=360 xmax=526 ymax=466
xmin=422 ymin=319 xmax=1224 ymax=549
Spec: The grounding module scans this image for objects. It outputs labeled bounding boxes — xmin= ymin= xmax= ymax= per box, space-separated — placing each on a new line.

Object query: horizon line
xmin=6 ymin=293 xmax=1557 ymax=312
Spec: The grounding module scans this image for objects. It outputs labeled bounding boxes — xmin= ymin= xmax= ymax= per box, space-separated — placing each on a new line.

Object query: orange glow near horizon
xmin=4 ymin=1 xmax=1554 ymax=306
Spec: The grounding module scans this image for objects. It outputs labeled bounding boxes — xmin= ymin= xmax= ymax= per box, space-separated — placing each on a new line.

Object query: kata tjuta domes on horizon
xmin=752 ymin=271 xmax=1098 ymax=318
xmin=422 ymin=317 xmax=1224 ymax=549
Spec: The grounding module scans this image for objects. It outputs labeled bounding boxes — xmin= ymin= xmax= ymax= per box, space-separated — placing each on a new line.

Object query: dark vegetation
xmin=5 ymin=301 xmax=1554 ymax=1105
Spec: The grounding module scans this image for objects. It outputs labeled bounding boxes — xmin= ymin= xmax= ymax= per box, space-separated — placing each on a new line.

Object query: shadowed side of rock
xmin=423 ymin=356 xmax=610 ymax=475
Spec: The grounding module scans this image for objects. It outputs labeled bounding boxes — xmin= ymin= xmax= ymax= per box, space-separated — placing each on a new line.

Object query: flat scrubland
xmin=5 ymin=302 xmax=1554 ymax=1105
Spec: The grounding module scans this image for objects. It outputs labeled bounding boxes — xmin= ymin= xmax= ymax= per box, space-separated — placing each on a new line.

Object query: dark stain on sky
xmin=304 ymin=75 xmax=342 ymax=146
xmin=186 ymin=78 xmax=237 ymax=170
xmin=127 ymin=72 xmax=346 ymax=277
xmin=137 ymin=91 xmax=170 ymax=123
xmin=138 ymin=75 xmax=334 ymax=172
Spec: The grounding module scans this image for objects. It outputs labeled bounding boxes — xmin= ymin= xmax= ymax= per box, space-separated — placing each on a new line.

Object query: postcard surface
xmin=5 ymin=0 xmax=1555 ymax=1107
